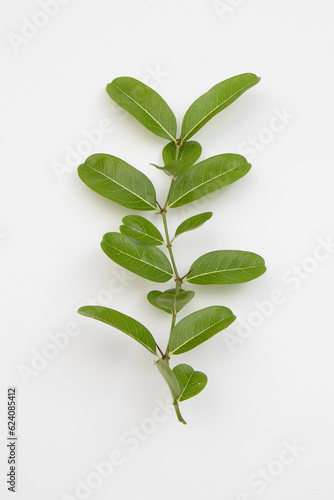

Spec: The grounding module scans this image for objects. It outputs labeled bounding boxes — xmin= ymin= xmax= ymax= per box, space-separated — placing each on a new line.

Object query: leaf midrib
xmin=187 ymin=264 xmax=264 ymax=281
xmin=111 ymin=82 xmax=176 ymax=142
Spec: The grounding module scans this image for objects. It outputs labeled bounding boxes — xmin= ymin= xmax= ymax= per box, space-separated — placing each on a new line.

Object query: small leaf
xmin=106 ymin=77 xmax=177 ymax=141
xmin=120 ymin=215 xmax=164 ymax=246
xmin=187 ymin=250 xmax=266 ymax=285
xmin=162 ymin=141 xmax=202 ymax=177
xmin=147 ymin=290 xmax=172 ymax=314
xmin=173 ymin=364 xmax=208 ymax=402
xmin=77 ymin=305 xmax=157 ymax=355
xmin=181 ymin=73 xmax=260 ymax=142
xmin=147 ymin=288 xmax=195 ymax=314
xmin=101 ymin=233 xmax=174 ymax=283
xmin=169 ymin=306 xmax=236 ymax=355
xmin=155 ymin=359 xmax=180 ymax=401
xmin=174 ymin=212 xmax=213 ymax=239
xmin=78 ymin=154 xmax=157 ymax=211
xmin=168 ymin=154 xmax=251 ymax=208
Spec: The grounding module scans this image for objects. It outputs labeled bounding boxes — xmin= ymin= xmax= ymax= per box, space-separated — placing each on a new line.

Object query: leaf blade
xmin=101 ymin=233 xmax=174 ymax=283
xmin=162 ymin=141 xmax=202 ymax=177
xmin=147 ymin=290 xmax=172 ymax=314
xmin=77 ymin=305 xmax=157 ymax=355
xmin=156 ymin=289 xmax=195 ymax=313
xmin=173 ymin=364 xmax=208 ymax=402
xmin=155 ymin=359 xmax=181 ymax=401
xmin=120 ymin=215 xmax=164 ymax=246
xmin=106 ymin=77 xmax=177 ymax=141
xmin=181 ymin=73 xmax=260 ymax=142
xmin=174 ymin=212 xmax=213 ymax=239
xmin=78 ymin=154 xmax=157 ymax=211
xmin=168 ymin=154 xmax=251 ymax=208
xmin=169 ymin=306 xmax=236 ymax=355
xmin=187 ymin=250 xmax=266 ymax=285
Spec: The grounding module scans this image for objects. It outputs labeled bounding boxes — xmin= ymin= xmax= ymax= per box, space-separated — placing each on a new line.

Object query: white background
xmin=1 ymin=0 xmax=334 ymax=498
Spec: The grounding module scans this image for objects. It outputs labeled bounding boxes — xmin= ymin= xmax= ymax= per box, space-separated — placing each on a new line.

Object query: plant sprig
xmin=77 ymin=73 xmax=266 ymax=424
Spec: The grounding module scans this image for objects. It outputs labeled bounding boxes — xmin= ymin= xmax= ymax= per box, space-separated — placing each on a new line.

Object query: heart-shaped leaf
xmin=120 ymin=215 xmax=164 ymax=246
xmin=78 ymin=154 xmax=157 ymax=211
xmin=101 ymin=233 xmax=173 ymax=283
xmin=173 ymin=364 xmax=207 ymax=401
xmin=167 ymin=154 xmax=251 ymax=208
xmin=147 ymin=288 xmax=195 ymax=314
xmin=77 ymin=305 xmax=157 ymax=355
xmin=181 ymin=73 xmax=260 ymax=142
xmin=169 ymin=305 xmax=236 ymax=355
xmin=162 ymin=141 xmax=202 ymax=177
xmin=187 ymin=250 xmax=266 ymax=285
xmin=106 ymin=77 xmax=177 ymax=141
xmin=174 ymin=212 xmax=213 ymax=239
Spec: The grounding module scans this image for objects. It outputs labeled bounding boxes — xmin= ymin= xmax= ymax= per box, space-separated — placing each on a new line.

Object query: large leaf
xmin=167 ymin=154 xmax=251 ymax=208
xmin=155 ymin=359 xmax=180 ymax=401
xmin=78 ymin=154 xmax=157 ymax=211
xmin=77 ymin=305 xmax=157 ymax=355
xmin=162 ymin=141 xmax=202 ymax=177
xmin=101 ymin=233 xmax=173 ymax=283
xmin=181 ymin=73 xmax=260 ymax=142
xmin=147 ymin=288 xmax=195 ymax=314
xmin=173 ymin=364 xmax=207 ymax=402
xmin=174 ymin=212 xmax=213 ymax=239
xmin=169 ymin=306 xmax=236 ymax=355
xmin=120 ymin=215 xmax=164 ymax=246
xmin=106 ymin=77 xmax=177 ymax=141
xmin=187 ymin=250 xmax=266 ymax=285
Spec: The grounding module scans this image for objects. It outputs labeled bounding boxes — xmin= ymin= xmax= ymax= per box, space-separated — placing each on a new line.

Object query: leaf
xmin=187 ymin=250 xmax=266 ymax=285
xmin=169 ymin=306 xmax=236 ymax=355
xmin=78 ymin=154 xmax=157 ymax=211
xmin=162 ymin=141 xmax=202 ymax=177
xmin=147 ymin=290 xmax=172 ymax=314
xmin=106 ymin=77 xmax=177 ymax=141
xmin=77 ymin=305 xmax=157 ymax=355
xmin=120 ymin=215 xmax=164 ymax=246
xmin=181 ymin=73 xmax=261 ymax=142
xmin=174 ymin=212 xmax=213 ymax=239
xmin=173 ymin=364 xmax=208 ymax=402
xmin=147 ymin=288 xmax=195 ymax=314
xmin=167 ymin=154 xmax=251 ymax=208
xmin=155 ymin=359 xmax=180 ymax=401
xmin=101 ymin=233 xmax=173 ymax=283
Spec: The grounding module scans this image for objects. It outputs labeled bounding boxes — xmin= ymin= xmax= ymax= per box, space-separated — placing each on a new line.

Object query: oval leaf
xmin=167 ymin=154 xmax=251 ymax=208
xmin=147 ymin=290 xmax=172 ymax=314
xmin=162 ymin=141 xmax=202 ymax=177
xmin=77 ymin=305 xmax=157 ymax=355
xmin=120 ymin=215 xmax=164 ymax=246
xmin=155 ymin=359 xmax=180 ymax=401
xmin=181 ymin=73 xmax=260 ymax=142
xmin=101 ymin=233 xmax=173 ymax=283
xmin=173 ymin=364 xmax=208 ymax=402
xmin=156 ymin=289 xmax=195 ymax=313
xmin=174 ymin=212 xmax=213 ymax=239
xmin=169 ymin=306 xmax=236 ymax=355
xmin=187 ymin=250 xmax=266 ymax=285
xmin=78 ymin=154 xmax=157 ymax=211
xmin=106 ymin=77 xmax=177 ymax=141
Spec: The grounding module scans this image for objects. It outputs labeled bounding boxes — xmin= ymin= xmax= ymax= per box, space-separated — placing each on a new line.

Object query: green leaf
xmin=101 ymin=233 xmax=174 ymax=283
xmin=106 ymin=77 xmax=177 ymax=142
xmin=169 ymin=306 xmax=236 ymax=355
xmin=167 ymin=154 xmax=251 ymax=208
xmin=173 ymin=364 xmax=208 ymax=402
xmin=147 ymin=288 xmax=195 ymax=314
xmin=162 ymin=141 xmax=202 ymax=177
xmin=77 ymin=305 xmax=157 ymax=355
xmin=187 ymin=250 xmax=266 ymax=285
xmin=120 ymin=215 xmax=164 ymax=246
xmin=174 ymin=212 xmax=213 ymax=239
xmin=155 ymin=359 xmax=180 ymax=401
xmin=78 ymin=154 xmax=157 ymax=211
xmin=181 ymin=73 xmax=260 ymax=142
xmin=147 ymin=290 xmax=172 ymax=314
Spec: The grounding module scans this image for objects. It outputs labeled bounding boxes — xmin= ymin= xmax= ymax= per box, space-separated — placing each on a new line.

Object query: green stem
xmin=173 ymin=400 xmax=187 ymax=425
